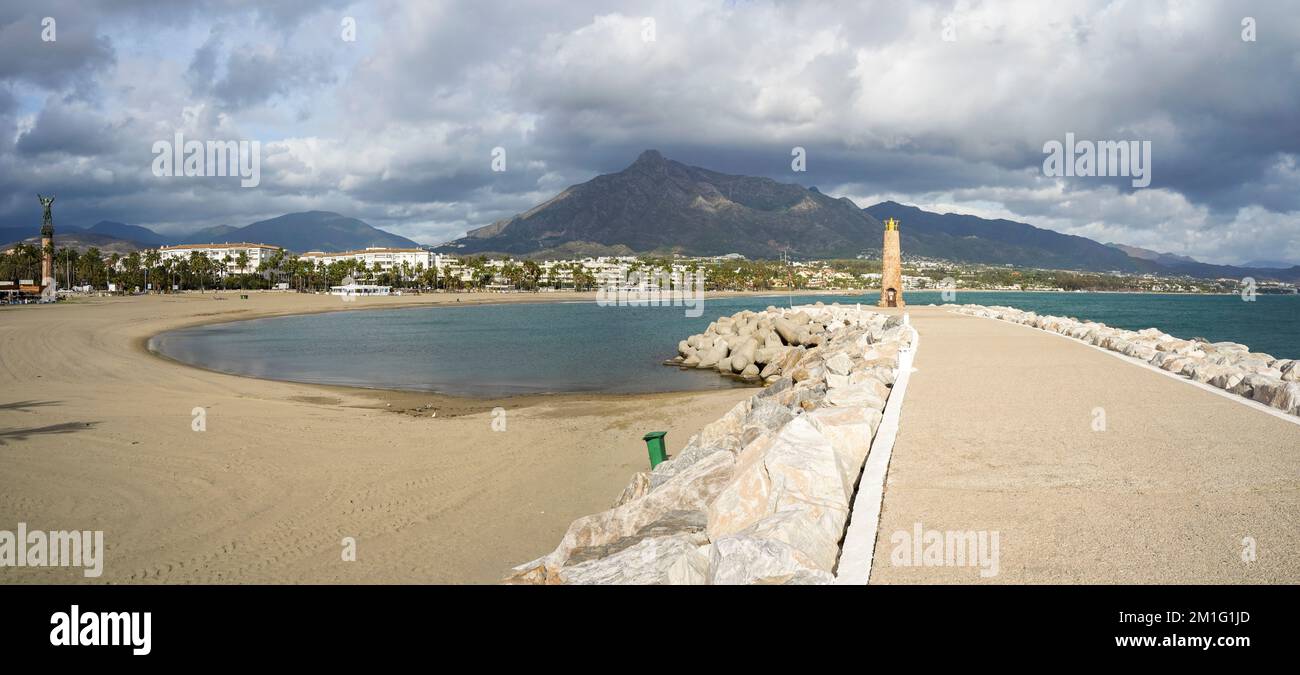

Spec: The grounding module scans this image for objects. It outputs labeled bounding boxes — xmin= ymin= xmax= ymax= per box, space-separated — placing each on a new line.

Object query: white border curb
xmin=834 ymin=318 xmax=919 ymax=585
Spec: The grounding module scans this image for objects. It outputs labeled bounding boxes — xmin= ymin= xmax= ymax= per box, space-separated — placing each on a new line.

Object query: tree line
xmin=1 ymin=244 xmax=898 ymax=294
xmin=0 ymin=246 xmax=608 ymax=293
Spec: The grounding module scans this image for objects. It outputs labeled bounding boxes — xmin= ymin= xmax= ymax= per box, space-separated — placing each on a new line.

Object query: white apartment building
xmin=157 ymin=243 xmax=282 ymax=275
xmin=299 ymin=248 xmax=451 ymax=276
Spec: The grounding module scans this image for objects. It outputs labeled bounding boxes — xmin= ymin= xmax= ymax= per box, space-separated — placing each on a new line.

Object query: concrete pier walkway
xmin=869 ymin=307 xmax=1300 ymax=583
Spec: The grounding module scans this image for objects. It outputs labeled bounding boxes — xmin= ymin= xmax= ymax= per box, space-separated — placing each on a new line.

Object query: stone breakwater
xmin=666 ymin=304 xmax=854 ymax=382
xmin=951 ymin=304 xmax=1300 ymax=417
xmin=504 ymin=303 xmax=912 ymax=584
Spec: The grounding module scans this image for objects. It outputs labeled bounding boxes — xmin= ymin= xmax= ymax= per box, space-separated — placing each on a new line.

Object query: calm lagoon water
xmin=151 ymin=292 xmax=1298 ymax=397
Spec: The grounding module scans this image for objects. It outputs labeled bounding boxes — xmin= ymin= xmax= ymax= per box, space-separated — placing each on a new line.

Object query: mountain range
xmin=438 ymin=149 xmax=882 ymax=259
xmin=0 ymin=211 xmax=418 ymax=254
xmin=1103 ymin=243 xmax=1199 ymax=268
xmin=435 ymin=150 xmax=1299 ymax=282
xmin=3 ymin=150 xmax=1296 ymax=282
xmin=865 ymin=202 xmax=1152 ymax=272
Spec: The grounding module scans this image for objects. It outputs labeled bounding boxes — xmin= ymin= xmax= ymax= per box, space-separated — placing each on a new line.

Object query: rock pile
xmin=505 ymin=303 xmax=913 ymax=584
xmin=667 ymin=306 xmax=862 ymax=382
xmin=951 ymin=304 xmax=1300 ymax=416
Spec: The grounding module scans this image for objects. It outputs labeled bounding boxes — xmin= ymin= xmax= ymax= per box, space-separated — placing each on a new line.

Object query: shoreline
xmin=132 ymin=288 xmax=847 ymax=407
xmin=5 ymin=292 xmax=1298 ymax=583
xmin=138 ymin=289 xmax=1300 ymax=402
xmin=0 ymin=291 xmax=794 ymax=582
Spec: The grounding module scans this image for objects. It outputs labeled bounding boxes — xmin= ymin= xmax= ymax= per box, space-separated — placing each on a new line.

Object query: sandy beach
xmin=0 ymin=290 xmax=787 ymax=583
xmin=8 ymin=292 xmax=1297 ymax=585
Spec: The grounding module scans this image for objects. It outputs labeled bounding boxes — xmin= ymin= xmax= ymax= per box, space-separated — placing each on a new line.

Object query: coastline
xmin=134 ymin=287 xmax=849 ymax=406
xmin=138 ymin=287 xmax=1287 ymax=404
xmin=0 ymin=291 xmax=780 ymax=583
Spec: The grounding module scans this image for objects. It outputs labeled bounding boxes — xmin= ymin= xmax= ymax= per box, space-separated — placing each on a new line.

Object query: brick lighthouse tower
xmin=38 ymin=194 xmax=56 ymax=288
xmin=878 ymin=217 xmax=904 ymax=308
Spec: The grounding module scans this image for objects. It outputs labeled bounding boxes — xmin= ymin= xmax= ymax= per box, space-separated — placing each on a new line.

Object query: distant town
xmin=2 ymin=239 xmax=1294 ymax=302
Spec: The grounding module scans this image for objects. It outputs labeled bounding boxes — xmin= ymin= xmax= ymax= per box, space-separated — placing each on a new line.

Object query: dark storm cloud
xmin=15 ymin=101 xmax=118 ymax=156
xmin=0 ymin=0 xmax=1297 ymax=264
xmin=0 ymin=11 xmax=115 ymax=92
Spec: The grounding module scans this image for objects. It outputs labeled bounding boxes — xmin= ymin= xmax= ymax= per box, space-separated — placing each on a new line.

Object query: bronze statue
xmin=38 ymin=194 xmax=55 ymax=236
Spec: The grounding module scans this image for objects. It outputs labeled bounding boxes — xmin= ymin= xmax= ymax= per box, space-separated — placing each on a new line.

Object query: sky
xmin=1 ymin=0 xmax=1298 ymax=266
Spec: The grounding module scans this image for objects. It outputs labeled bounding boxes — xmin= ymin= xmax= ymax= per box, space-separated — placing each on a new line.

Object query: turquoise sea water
xmin=151 ymin=292 xmax=1298 ymax=397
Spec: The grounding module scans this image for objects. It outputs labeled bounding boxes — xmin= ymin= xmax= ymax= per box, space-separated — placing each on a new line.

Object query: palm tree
xmin=80 ymin=248 xmax=103 ymax=289
xmin=143 ymin=250 xmax=160 ymax=292
xmin=173 ymin=258 xmax=189 ymax=291
xmin=108 ymin=253 xmax=121 ymax=290
xmin=235 ymin=251 xmax=250 ymax=289
xmin=188 ymin=250 xmax=207 ymax=292
xmin=521 ymin=260 xmax=542 ymax=291
xmin=465 ymin=258 xmax=483 ymax=290
xmin=55 ymin=247 xmax=76 ymax=288
xmin=122 ymin=251 xmax=141 ymax=291
xmin=502 ymin=262 xmax=522 ymax=290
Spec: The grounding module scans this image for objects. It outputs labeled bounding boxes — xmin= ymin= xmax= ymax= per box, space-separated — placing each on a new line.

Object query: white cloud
xmin=0 ymin=0 xmax=1296 ymax=265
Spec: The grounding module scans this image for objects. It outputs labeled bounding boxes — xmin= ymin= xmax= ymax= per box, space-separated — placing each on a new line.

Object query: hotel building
xmin=157 ymin=243 xmax=283 ymax=275
xmin=299 ymin=247 xmax=451 ymax=275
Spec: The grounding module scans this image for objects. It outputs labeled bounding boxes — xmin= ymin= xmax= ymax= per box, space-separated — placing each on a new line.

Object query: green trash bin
xmin=642 ymin=431 xmax=668 ymax=469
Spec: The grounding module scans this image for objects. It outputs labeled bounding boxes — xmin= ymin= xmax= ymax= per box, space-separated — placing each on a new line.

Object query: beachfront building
xmin=300 ymin=248 xmax=451 ymax=277
xmin=158 ymin=243 xmax=283 ymax=276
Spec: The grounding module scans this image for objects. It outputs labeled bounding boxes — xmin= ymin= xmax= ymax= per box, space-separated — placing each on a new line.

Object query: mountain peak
xmin=631 ymin=149 xmax=666 ymax=167
xmin=437 ymin=150 xmax=880 ymax=258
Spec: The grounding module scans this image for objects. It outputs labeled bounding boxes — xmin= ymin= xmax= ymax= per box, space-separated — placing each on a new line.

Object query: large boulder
xmin=1268 ymin=382 xmax=1300 ymax=414
xmin=805 ymin=405 xmax=883 ymax=473
xmin=611 ymin=471 xmax=651 ymax=508
xmin=825 ymin=352 xmax=853 ymax=376
xmin=729 ymin=337 xmax=759 ymax=373
xmin=708 ymin=512 xmax=838 ymax=585
xmin=773 ymin=317 xmax=802 ymax=345
xmin=706 ymin=434 xmax=778 ymax=540
xmin=1248 ymin=375 xmax=1287 ymax=406
xmin=649 ymin=400 xmax=749 ymax=488
xmin=565 ymin=510 xmax=707 ymax=566
xmin=696 ymin=338 xmax=729 ymax=369
xmin=764 ymin=416 xmax=855 ymax=515
xmin=558 ymin=533 xmax=709 ymax=585
xmin=824 ymin=383 xmax=887 ymax=410
xmin=506 ymin=449 xmax=736 ymax=583
xmin=1208 ymin=369 xmax=1247 ymax=391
